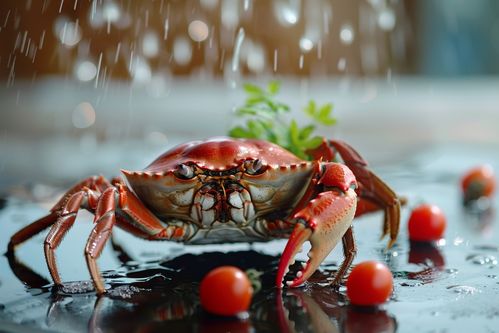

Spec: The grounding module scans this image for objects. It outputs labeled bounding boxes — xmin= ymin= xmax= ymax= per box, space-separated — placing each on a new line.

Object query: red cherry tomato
xmin=346 ymin=261 xmax=393 ymax=306
xmin=408 ymin=204 xmax=446 ymax=242
xmin=461 ymin=165 xmax=496 ymax=199
xmin=200 ymin=266 xmax=253 ymax=316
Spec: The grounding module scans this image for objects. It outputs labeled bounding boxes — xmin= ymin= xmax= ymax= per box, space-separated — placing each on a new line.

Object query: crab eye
xmin=244 ymin=159 xmax=265 ymax=175
xmin=174 ymin=164 xmax=195 ymax=179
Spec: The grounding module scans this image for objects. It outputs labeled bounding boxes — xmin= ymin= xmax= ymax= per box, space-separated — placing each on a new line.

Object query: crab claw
xmin=276 ymin=188 xmax=357 ymax=288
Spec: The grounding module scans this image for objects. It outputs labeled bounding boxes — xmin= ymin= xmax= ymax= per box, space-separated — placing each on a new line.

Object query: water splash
xmin=446 ymin=285 xmax=481 ymax=295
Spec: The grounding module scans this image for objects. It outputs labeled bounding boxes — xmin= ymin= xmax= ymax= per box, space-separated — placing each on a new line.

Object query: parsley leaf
xmin=229 ymin=81 xmax=337 ymax=160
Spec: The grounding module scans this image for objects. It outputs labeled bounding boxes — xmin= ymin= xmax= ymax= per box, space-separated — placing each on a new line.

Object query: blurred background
xmin=1 ymin=0 xmax=499 ymax=189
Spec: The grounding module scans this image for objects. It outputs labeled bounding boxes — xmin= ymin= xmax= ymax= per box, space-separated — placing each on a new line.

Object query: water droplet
xmin=377 ymin=8 xmax=396 ymax=31
xmin=142 ymin=30 xmax=159 ymax=58
xmin=188 ymin=20 xmax=209 ymax=42
xmin=453 ymin=237 xmax=464 ymax=246
xmin=72 ymin=102 xmax=96 ymax=129
xmin=103 ymin=1 xmax=121 ymax=23
xmin=54 ymin=18 xmax=81 ymax=48
xmin=299 ymin=37 xmax=313 ymax=52
xmin=400 ymin=281 xmax=423 ymax=287
xmin=130 ymin=56 xmax=151 ymax=84
xmin=339 ymin=24 xmax=354 ymax=45
xmin=173 ymin=37 xmax=192 ymax=66
xmin=466 ymin=254 xmax=498 ymax=267
xmin=246 ymin=42 xmax=265 ymax=73
xmin=275 ymin=3 xmax=299 ymax=26
xmin=446 ymin=285 xmax=480 ymax=295
xmin=74 ymin=60 xmax=97 ymax=81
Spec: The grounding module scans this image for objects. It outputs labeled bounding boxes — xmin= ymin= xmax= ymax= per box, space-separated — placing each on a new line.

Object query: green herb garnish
xmin=228 ymin=81 xmax=337 ymax=160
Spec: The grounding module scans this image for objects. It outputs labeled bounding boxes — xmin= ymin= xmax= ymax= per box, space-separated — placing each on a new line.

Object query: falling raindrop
xmin=188 ymin=20 xmax=209 ymax=42
xmin=273 ymin=49 xmax=278 ymax=72
xmin=231 ymin=27 xmax=245 ymax=72
xmin=339 ymin=23 xmax=355 ymax=45
xmin=378 ymin=8 xmax=396 ymax=31
xmin=72 ymin=102 xmax=96 ymax=129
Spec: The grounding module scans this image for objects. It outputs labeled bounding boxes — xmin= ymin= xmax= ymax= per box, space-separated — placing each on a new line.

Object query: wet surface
xmin=1 ymin=145 xmax=499 ymax=332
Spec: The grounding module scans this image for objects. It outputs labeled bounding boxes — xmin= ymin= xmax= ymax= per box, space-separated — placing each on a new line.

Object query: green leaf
xmin=302 ymin=136 xmax=324 ymax=149
xmin=248 ymin=119 xmax=269 ymax=139
xmin=304 ymin=100 xmax=316 ymax=117
xmin=318 ymin=103 xmax=332 ymax=118
xmin=236 ymin=107 xmax=273 ymax=119
xmin=316 ymin=103 xmax=336 ymax=126
xmin=289 ymin=120 xmax=300 ymax=145
xmin=229 ymin=126 xmax=253 ymax=138
xmin=267 ymin=81 xmax=280 ymax=95
xmin=245 ymin=96 xmax=266 ymax=106
xmin=299 ymin=124 xmax=316 ymax=140
xmin=243 ymin=83 xmax=264 ymax=96
xmin=229 ymin=81 xmax=337 ymax=161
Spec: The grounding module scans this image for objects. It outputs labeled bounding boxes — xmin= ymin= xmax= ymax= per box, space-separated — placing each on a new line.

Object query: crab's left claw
xmin=276 ymin=165 xmax=358 ymax=288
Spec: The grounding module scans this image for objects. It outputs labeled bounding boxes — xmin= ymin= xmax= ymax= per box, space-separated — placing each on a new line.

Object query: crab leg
xmin=85 ymin=187 xmax=118 ymax=294
xmin=276 ymin=163 xmax=358 ymax=288
xmin=328 ymin=140 xmax=401 ymax=247
xmin=7 ymin=176 xmax=111 ymax=252
xmin=85 ymin=184 xmax=197 ymax=293
xmin=331 ymin=226 xmax=357 ymax=286
xmin=44 ymin=188 xmax=101 ymax=285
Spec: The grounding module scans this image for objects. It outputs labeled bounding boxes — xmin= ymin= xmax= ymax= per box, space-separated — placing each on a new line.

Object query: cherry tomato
xmin=199 ymin=266 xmax=253 ymax=316
xmin=346 ymin=261 xmax=393 ymax=306
xmin=461 ymin=165 xmax=496 ymax=201
xmin=407 ymin=204 xmax=446 ymax=242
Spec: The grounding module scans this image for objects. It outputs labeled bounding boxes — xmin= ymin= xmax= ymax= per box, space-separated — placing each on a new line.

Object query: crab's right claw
xmin=276 ymin=188 xmax=357 ymax=288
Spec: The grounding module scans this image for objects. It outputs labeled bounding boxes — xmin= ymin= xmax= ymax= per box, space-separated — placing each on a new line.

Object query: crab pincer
xmin=276 ymin=163 xmax=358 ymax=288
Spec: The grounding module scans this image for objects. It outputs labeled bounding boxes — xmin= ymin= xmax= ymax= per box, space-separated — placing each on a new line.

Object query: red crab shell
xmin=144 ymin=136 xmax=304 ymax=172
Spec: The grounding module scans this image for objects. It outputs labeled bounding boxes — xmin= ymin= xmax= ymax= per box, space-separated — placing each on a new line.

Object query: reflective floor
xmin=1 ymin=144 xmax=499 ymax=332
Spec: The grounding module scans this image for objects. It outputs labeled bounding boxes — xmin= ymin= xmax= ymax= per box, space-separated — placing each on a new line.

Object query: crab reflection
xmin=6 ymin=246 xmax=397 ymax=333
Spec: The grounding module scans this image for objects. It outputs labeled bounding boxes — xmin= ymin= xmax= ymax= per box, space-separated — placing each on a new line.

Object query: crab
xmin=8 ymin=137 xmax=401 ymax=294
